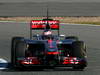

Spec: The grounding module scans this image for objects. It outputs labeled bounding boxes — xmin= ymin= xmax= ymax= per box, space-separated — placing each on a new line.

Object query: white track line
xmin=0 ymin=21 xmax=27 ymax=23
xmin=61 ymin=23 xmax=100 ymax=26
xmin=0 ymin=21 xmax=16 ymax=23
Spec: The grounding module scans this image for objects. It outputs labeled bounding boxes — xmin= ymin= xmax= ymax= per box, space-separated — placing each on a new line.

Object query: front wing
xmin=16 ymin=57 xmax=87 ymax=67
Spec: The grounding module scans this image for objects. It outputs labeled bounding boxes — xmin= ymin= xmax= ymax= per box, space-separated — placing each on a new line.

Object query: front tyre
xmin=65 ymin=36 xmax=79 ymax=41
xmin=11 ymin=37 xmax=24 ymax=68
xmin=72 ymin=41 xmax=87 ymax=70
xmin=73 ymin=66 xmax=85 ymax=70
xmin=72 ymin=41 xmax=87 ymax=58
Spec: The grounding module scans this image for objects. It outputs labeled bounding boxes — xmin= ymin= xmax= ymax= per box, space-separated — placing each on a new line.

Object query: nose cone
xmin=48 ymin=40 xmax=58 ymax=52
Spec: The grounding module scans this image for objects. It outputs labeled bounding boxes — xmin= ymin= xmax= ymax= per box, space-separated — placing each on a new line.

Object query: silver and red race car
xmin=11 ymin=18 xmax=87 ymax=70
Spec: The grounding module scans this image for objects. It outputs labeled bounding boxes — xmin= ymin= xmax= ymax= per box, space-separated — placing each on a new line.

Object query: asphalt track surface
xmin=0 ymin=22 xmax=100 ymax=75
xmin=1 ymin=0 xmax=100 ymax=3
xmin=0 ymin=2 xmax=100 ymax=16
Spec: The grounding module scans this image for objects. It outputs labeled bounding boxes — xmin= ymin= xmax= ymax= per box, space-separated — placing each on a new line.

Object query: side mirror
xmin=59 ymin=34 xmax=65 ymax=40
xmin=59 ymin=34 xmax=65 ymax=37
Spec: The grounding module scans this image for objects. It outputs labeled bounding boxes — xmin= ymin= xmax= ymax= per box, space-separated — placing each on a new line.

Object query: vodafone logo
xmin=31 ymin=20 xmax=59 ymax=25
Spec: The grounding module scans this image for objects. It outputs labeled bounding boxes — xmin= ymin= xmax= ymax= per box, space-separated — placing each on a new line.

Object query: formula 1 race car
xmin=11 ymin=18 xmax=87 ymax=70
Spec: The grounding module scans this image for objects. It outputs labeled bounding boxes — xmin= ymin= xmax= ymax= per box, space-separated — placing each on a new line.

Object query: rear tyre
xmin=72 ymin=41 xmax=87 ymax=70
xmin=65 ymin=36 xmax=79 ymax=41
xmin=11 ymin=37 xmax=24 ymax=68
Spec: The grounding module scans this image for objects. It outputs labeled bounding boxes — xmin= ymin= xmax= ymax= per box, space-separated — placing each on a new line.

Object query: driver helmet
xmin=43 ymin=30 xmax=52 ymax=35
xmin=43 ymin=30 xmax=53 ymax=39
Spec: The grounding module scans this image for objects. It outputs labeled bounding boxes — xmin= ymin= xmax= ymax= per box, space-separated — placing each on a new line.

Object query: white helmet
xmin=43 ymin=30 xmax=52 ymax=36
xmin=42 ymin=30 xmax=53 ymax=40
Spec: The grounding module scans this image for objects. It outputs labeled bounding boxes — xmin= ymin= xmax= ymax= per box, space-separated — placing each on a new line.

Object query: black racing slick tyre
xmin=11 ymin=37 xmax=24 ymax=67
xmin=65 ymin=36 xmax=79 ymax=41
xmin=73 ymin=66 xmax=85 ymax=70
xmin=15 ymin=41 xmax=26 ymax=58
xmin=72 ymin=41 xmax=87 ymax=70
xmin=72 ymin=41 xmax=87 ymax=58
xmin=14 ymin=41 xmax=26 ymax=67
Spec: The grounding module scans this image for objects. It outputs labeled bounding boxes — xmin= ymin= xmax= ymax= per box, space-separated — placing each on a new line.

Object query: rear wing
xmin=30 ymin=20 xmax=59 ymax=30
xmin=30 ymin=20 xmax=60 ymax=39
